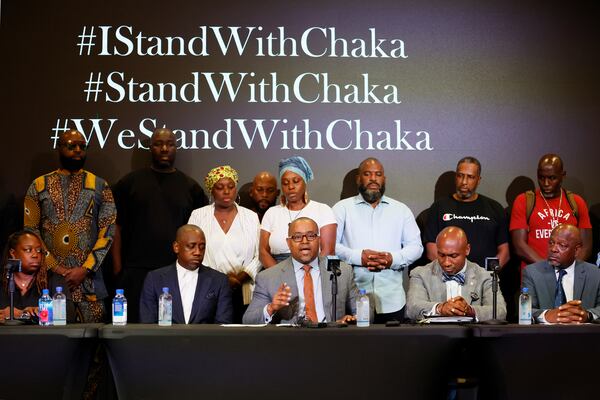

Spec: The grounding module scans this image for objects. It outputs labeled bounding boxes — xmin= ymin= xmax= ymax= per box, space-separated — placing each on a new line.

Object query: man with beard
xmin=523 ymin=224 xmax=600 ymax=323
xmin=24 ymin=129 xmax=116 ymax=322
xmin=333 ymin=158 xmax=422 ymax=323
xmin=247 ymin=171 xmax=279 ymax=222
xmin=424 ymin=156 xmax=509 ymax=269
xmin=511 ymin=154 xmax=592 ymax=267
xmin=112 ymin=127 xmax=207 ymax=322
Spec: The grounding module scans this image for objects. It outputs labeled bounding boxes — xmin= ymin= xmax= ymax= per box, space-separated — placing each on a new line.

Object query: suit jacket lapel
xmin=280 ymin=259 xmax=299 ymax=320
xmin=542 ymin=262 xmax=558 ymax=306
xmin=573 ymin=261 xmax=586 ymax=301
xmin=432 ymin=262 xmax=448 ymax=301
xmin=189 ymin=266 xmax=209 ymax=323
xmin=167 ymin=265 xmax=185 ymax=324
xmin=318 ymin=257 xmax=333 ymax=322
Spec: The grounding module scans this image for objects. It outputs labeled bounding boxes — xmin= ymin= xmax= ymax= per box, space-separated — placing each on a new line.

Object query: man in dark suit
xmin=139 ymin=224 xmax=233 ymax=324
xmin=523 ymin=224 xmax=600 ymax=323
xmin=243 ymin=217 xmax=360 ymax=324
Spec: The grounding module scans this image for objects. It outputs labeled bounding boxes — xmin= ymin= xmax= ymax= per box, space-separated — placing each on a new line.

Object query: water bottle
xmin=519 ymin=287 xmax=532 ymax=325
xmin=38 ymin=288 xmax=53 ymax=326
xmin=53 ymin=286 xmax=67 ymax=325
xmin=158 ymin=287 xmax=173 ymax=326
xmin=112 ymin=289 xmax=127 ymax=326
xmin=356 ymin=289 xmax=370 ymax=327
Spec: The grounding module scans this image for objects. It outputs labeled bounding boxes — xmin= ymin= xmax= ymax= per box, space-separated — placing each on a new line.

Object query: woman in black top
xmin=0 ymin=230 xmax=48 ymax=320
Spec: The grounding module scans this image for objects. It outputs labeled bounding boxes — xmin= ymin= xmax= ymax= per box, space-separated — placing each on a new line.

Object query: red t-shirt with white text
xmin=510 ymin=189 xmax=591 ymax=263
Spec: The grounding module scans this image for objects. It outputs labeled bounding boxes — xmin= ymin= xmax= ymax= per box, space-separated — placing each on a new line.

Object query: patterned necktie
xmin=302 ymin=265 xmax=318 ymax=322
xmin=442 ymin=272 xmax=466 ymax=285
xmin=554 ymin=269 xmax=568 ymax=308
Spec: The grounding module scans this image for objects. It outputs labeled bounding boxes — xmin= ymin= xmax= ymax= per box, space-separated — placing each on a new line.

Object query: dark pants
xmin=374 ymin=306 xmax=405 ymax=324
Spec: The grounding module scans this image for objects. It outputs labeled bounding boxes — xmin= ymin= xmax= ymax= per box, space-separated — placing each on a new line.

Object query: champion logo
xmin=442 ymin=213 xmax=491 ymax=223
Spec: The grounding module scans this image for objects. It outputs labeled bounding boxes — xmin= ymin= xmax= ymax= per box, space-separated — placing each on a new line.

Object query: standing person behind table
xmin=111 ymin=127 xmax=208 ymax=322
xmin=510 ymin=154 xmax=592 ymax=268
xmin=333 ymin=157 xmax=423 ymax=323
xmin=24 ymin=129 xmax=116 ymax=323
xmin=0 ymin=230 xmax=48 ymax=320
xmin=188 ymin=166 xmax=261 ymax=323
xmin=424 ymin=156 xmax=509 ymax=269
xmin=247 ymin=171 xmax=280 ymax=222
xmin=259 ymin=156 xmax=337 ymax=267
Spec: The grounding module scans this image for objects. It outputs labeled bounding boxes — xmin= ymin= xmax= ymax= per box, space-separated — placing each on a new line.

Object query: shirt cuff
xmin=263 ymin=304 xmax=274 ymax=323
xmin=536 ymin=309 xmax=549 ymax=324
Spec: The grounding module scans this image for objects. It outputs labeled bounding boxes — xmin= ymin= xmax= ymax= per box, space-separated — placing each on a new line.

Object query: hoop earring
xmin=208 ymin=195 xmax=213 ymax=204
xmin=303 ymin=190 xmax=309 ymax=204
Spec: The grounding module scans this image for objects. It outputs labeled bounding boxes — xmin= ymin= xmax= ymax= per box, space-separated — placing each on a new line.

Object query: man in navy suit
xmin=523 ymin=224 xmax=600 ymax=323
xmin=139 ymin=224 xmax=233 ymax=324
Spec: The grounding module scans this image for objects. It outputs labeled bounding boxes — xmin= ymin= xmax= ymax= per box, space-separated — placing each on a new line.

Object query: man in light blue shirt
xmin=333 ymin=158 xmax=423 ymax=323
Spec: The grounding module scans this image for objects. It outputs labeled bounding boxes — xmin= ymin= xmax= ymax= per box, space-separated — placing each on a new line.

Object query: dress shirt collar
xmin=554 ymin=260 xmax=576 ymax=276
xmin=353 ymin=194 xmax=390 ymax=206
xmin=176 ymin=261 xmax=200 ymax=277
xmin=292 ymin=257 xmax=320 ymax=272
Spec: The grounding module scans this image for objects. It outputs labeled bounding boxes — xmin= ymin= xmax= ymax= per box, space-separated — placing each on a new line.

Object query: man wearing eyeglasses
xmin=243 ymin=217 xmax=361 ymax=324
xmin=24 ymin=129 xmax=116 ymax=323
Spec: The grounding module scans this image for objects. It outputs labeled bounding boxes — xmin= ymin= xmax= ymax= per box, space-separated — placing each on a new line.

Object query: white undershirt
xmin=176 ymin=261 xmax=199 ymax=324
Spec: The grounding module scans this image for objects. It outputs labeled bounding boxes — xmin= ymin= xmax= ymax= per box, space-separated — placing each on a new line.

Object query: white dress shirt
xmin=176 ymin=261 xmax=199 ymax=324
xmin=537 ymin=261 xmax=575 ymax=323
xmin=428 ymin=263 xmax=467 ymax=316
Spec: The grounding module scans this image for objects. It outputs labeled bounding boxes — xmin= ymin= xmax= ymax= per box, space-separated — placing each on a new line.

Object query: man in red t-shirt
xmin=510 ymin=154 xmax=592 ymax=267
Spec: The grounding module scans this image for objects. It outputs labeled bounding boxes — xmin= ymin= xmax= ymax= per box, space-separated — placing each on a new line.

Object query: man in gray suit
xmin=243 ymin=217 xmax=360 ymax=324
xmin=407 ymin=226 xmax=506 ymax=321
xmin=523 ymin=224 xmax=600 ymax=323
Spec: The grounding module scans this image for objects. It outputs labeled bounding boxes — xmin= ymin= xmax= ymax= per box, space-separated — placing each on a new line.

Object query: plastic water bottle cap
xmin=116 ymin=289 xmax=124 ymax=295
xmin=522 ymin=287 xmax=529 ymax=293
xmin=162 ymin=287 xmax=169 ymax=293
xmin=359 ymin=289 xmax=366 ymax=295
xmin=42 ymin=288 xmax=49 ymax=295
xmin=56 ymin=286 xmax=63 ymax=292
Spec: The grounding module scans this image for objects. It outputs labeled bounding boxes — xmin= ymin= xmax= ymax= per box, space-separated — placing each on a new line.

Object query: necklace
xmin=540 ymin=189 xmax=563 ymax=229
xmin=287 ymin=203 xmax=306 ymax=222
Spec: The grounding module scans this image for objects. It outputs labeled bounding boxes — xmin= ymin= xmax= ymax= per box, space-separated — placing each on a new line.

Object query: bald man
xmin=112 ymin=127 xmax=208 ymax=321
xmin=24 ymin=129 xmax=116 ymax=322
xmin=139 ymin=224 xmax=232 ymax=324
xmin=406 ymin=226 xmax=506 ymax=321
xmin=523 ymin=224 xmax=600 ymax=324
xmin=248 ymin=171 xmax=279 ymax=221
xmin=510 ymin=154 xmax=592 ymax=267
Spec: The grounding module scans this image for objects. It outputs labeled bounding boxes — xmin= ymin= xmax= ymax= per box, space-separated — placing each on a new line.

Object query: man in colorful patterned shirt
xmin=24 ymin=129 xmax=116 ymax=322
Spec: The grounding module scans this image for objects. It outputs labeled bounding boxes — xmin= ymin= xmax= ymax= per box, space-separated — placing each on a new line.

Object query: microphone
xmin=326 ymin=255 xmax=341 ymax=276
xmin=5 ymin=259 xmax=21 ymax=276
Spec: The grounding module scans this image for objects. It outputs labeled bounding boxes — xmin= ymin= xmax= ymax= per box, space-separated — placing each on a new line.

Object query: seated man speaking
xmin=407 ymin=226 xmax=506 ymax=321
xmin=243 ymin=217 xmax=360 ymax=324
xmin=523 ymin=224 xmax=600 ymax=324
xmin=140 ymin=224 xmax=233 ymax=324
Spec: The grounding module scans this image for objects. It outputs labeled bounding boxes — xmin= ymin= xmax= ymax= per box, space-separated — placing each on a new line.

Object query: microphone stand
xmin=4 ymin=264 xmax=24 ymax=326
xmin=480 ymin=264 xmax=507 ymax=325
xmin=326 ymin=256 xmax=344 ymax=327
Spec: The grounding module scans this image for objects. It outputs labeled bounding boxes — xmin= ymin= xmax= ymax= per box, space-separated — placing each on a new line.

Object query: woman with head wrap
xmin=0 ymin=230 xmax=48 ymax=320
xmin=259 ymin=156 xmax=337 ymax=268
xmin=188 ymin=165 xmax=260 ymax=323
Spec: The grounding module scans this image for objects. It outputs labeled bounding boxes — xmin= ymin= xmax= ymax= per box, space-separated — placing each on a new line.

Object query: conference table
xmin=99 ymin=324 xmax=469 ymax=400
xmin=0 ymin=323 xmax=101 ymax=400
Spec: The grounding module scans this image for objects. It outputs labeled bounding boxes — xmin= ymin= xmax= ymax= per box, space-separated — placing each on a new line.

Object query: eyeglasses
xmin=288 ymin=232 xmax=319 ymax=242
xmin=61 ymin=142 xmax=88 ymax=151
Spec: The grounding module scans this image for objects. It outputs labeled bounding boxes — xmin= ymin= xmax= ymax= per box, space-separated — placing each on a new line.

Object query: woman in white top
xmin=259 ymin=156 xmax=337 ymax=268
xmin=188 ymin=165 xmax=260 ymax=322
